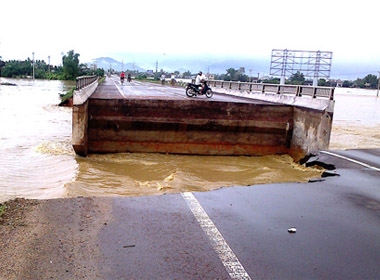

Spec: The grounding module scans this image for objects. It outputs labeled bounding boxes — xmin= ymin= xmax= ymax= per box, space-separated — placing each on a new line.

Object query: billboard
xmin=270 ymin=49 xmax=333 ymax=83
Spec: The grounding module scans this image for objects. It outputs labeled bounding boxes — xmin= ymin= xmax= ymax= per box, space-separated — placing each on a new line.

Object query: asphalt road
xmin=96 ymin=149 xmax=380 ymax=279
xmin=110 ymin=76 xmax=273 ymax=104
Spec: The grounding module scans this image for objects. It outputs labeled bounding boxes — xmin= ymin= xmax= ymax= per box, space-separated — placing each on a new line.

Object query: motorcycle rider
xmin=195 ymin=71 xmax=206 ymax=93
xmin=120 ymin=71 xmax=125 ymax=84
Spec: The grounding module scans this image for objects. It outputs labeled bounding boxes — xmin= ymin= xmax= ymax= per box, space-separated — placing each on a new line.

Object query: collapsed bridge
xmin=72 ymin=76 xmax=334 ymax=161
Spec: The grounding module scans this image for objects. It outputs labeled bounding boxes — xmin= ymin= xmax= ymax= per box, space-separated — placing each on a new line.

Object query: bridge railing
xmin=76 ymin=75 xmax=98 ymax=90
xmin=207 ymin=80 xmax=335 ymax=100
xmin=73 ymin=75 xmax=99 ymax=106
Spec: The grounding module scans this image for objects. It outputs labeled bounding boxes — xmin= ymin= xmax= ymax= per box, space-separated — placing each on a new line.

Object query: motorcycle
xmin=120 ymin=76 xmax=125 ymax=85
xmin=186 ymin=81 xmax=213 ymax=98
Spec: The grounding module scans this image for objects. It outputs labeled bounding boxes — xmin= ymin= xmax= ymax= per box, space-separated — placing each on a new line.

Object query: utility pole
xmin=377 ymin=71 xmax=380 ymax=97
xmin=48 ymin=56 xmax=50 ymax=73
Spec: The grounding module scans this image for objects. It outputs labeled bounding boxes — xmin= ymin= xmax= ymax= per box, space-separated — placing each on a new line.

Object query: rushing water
xmin=0 ymin=78 xmax=378 ymax=202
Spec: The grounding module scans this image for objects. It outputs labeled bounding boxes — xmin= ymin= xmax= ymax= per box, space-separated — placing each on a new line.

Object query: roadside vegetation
xmin=118 ymin=67 xmax=379 ymax=89
xmin=211 ymin=69 xmax=379 ymax=88
xmin=1 ymin=52 xmax=377 ymax=89
xmin=58 ymin=75 xmax=106 ymax=106
xmin=0 ymin=50 xmax=104 ymax=80
xmin=0 ymin=203 xmax=6 ymax=218
xmin=269 ymin=71 xmax=379 ymax=88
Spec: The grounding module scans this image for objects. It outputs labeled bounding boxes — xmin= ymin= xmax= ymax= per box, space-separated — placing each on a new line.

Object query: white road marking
xmin=181 ymin=192 xmax=252 ymax=280
xmin=111 ymin=78 xmax=128 ymax=98
xmin=321 ymin=151 xmax=380 ymax=172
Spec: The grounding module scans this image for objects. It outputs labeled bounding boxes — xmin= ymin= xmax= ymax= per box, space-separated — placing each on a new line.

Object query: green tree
xmin=62 ymin=50 xmax=80 ymax=80
xmin=219 ymin=68 xmax=249 ymax=82
xmin=289 ymin=71 xmax=305 ymax=85
xmin=225 ymin=68 xmax=238 ymax=81
xmin=354 ymin=77 xmax=366 ymax=88
xmin=0 ymin=59 xmax=5 ymax=76
xmin=363 ymin=74 xmax=378 ymax=88
xmin=1 ymin=59 xmax=33 ymax=78
xmin=182 ymin=70 xmax=191 ymax=78
xmin=262 ymin=77 xmax=280 ymax=84
xmin=33 ymin=60 xmax=49 ymax=79
xmin=318 ymin=78 xmax=327 ymax=86
xmin=342 ymin=80 xmax=352 ymax=88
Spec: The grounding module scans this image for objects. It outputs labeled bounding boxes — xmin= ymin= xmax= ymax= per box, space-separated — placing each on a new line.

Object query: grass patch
xmin=0 ymin=203 xmax=7 ymax=217
xmin=59 ymin=76 xmax=105 ymax=106
xmin=59 ymin=87 xmax=75 ymax=105
xmin=98 ymin=76 xmax=106 ymax=84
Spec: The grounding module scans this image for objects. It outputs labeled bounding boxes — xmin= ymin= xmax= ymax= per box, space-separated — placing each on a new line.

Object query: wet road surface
xmin=97 ymin=149 xmax=380 ymax=279
xmin=93 ymin=76 xmax=274 ymax=105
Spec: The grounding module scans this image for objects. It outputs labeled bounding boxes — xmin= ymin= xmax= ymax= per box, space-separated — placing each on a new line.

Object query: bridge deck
xmin=91 ymin=76 xmax=274 ymax=104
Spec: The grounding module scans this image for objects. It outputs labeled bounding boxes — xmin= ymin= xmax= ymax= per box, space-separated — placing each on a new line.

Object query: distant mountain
xmin=87 ymin=55 xmax=271 ymax=76
xmin=91 ymin=57 xmax=145 ymax=72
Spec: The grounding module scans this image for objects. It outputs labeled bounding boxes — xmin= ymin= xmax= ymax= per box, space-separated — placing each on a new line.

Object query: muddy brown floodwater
xmin=0 ymin=79 xmax=378 ymax=202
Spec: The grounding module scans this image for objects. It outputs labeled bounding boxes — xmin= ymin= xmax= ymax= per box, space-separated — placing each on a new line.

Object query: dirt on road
xmin=0 ymin=197 xmax=113 ymax=280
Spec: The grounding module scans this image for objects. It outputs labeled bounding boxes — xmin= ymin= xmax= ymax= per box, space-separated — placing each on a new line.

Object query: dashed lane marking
xmin=181 ymin=192 xmax=252 ymax=280
xmin=111 ymin=78 xmax=128 ymax=98
xmin=321 ymin=150 xmax=380 ymax=172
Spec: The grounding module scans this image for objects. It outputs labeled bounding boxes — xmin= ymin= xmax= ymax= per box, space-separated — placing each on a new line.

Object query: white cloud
xmin=1 ymin=0 xmax=380 ymax=74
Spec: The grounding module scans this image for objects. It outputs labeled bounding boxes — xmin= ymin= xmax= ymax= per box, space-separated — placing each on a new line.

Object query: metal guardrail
xmin=207 ymin=80 xmax=335 ymax=100
xmin=76 ymin=75 xmax=98 ymax=90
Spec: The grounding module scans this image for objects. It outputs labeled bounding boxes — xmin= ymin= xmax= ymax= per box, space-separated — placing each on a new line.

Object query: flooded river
xmin=329 ymin=88 xmax=380 ymax=149
xmin=0 ymin=78 xmax=378 ymax=202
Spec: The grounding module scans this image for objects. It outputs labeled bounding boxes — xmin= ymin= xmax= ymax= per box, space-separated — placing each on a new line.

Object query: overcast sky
xmin=1 ymin=0 xmax=379 ymax=76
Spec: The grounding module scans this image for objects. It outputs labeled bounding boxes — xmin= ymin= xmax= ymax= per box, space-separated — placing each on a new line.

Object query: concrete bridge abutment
xmin=72 ymin=76 xmax=98 ymax=156
xmin=72 ymin=78 xmax=334 ymax=161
